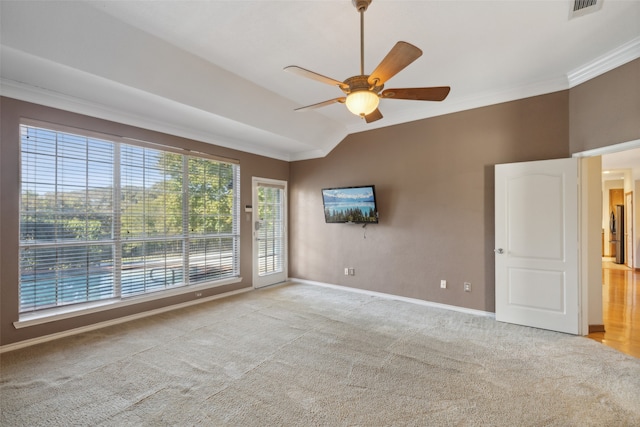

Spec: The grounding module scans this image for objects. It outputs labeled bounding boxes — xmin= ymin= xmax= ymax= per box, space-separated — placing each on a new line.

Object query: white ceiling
xmin=603 ymin=147 xmax=640 ymax=169
xmin=1 ymin=1 xmax=639 ymax=161
xmin=601 ymin=146 xmax=640 ymax=181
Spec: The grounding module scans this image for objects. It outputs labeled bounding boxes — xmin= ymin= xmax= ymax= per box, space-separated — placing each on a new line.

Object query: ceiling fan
xmin=284 ymin=0 xmax=450 ymax=123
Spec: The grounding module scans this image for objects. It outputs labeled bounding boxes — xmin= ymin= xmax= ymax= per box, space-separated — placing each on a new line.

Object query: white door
xmin=252 ymin=178 xmax=287 ymax=288
xmin=495 ymin=158 xmax=580 ymax=334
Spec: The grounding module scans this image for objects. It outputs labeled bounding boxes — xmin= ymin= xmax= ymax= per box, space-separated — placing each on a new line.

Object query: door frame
xmin=574 ymin=138 xmax=640 ymax=333
xmin=578 ymin=155 xmax=604 ymax=334
xmin=625 ymin=191 xmax=633 ymax=268
xmin=251 ymin=177 xmax=288 ymax=288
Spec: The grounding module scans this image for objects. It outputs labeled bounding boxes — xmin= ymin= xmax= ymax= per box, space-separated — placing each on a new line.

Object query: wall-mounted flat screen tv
xmin=321 ymin=185 xmax=378 ymax=224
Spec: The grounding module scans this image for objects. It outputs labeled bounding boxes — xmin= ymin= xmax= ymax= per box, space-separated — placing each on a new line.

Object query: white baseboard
xmin=0 ymin=287 xmax=252 ymax=354
xmin=290 ymin=278 xmax=496 ymax=318
xmin=2 ymin=280 xmax=495 ymax=354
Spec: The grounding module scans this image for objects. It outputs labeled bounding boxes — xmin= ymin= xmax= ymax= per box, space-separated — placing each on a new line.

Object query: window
xmin=19 ymin=122 xmax=240 ymax=314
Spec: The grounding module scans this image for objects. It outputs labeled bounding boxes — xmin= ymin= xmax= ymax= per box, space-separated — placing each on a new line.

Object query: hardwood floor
xmin=587 ymin=259 xmax=640 ymax=358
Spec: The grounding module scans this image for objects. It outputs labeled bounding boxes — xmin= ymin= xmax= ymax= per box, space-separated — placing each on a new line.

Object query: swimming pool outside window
xmin=19 ymin=122 xmax=240 ymax=314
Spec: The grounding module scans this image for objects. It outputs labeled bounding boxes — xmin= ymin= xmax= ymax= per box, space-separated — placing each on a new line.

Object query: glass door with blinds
xmin=252 ymin=178 xmax=287 ymax=288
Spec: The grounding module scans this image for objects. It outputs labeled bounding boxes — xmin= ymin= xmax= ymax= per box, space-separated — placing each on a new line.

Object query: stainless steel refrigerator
xmin=612 ymin=204 xmax=625 ymax=264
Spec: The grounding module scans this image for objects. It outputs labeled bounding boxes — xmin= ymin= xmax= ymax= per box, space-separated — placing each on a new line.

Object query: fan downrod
xmin=284 ymin=0 xmax=450 ymax=123
xmin=352 ymin=0 xmax=372 ymax=12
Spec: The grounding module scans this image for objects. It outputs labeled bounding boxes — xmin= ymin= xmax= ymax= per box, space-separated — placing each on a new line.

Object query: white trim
xmin=567 ymin=36 xmax=640 ymax=88
xmin=290 ymin=278 xmax=496 ymax=319
xmin=578 ymin=158 xmax=588 ymax=336
xmin=0 ymin=76 xmax=292 ymax=162
xmin=572 ymin=139 xmax=640 ymax=158
xmin=344 ymin=38 xmax=638 ymax=139
xmin=344 ymin=76 xmax=570 ymax=137
xmin=20 ymin=118 xmax=240 ymax=165
xmin=252 ymin=177 xmax=288 ymax=289
xmin=2 ymin=286 xmax=252 ymax=354
xmin=14 ymin=277 xmax=242 ymax=329
xmin=4 ymin=36 xmax=638 ymax=164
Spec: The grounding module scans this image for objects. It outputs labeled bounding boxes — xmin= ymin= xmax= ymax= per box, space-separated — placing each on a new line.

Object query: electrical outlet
xmin=349 ymin=268 xmax=355 ymax=276
xmin=195 ymin=292 xmax=203 ymax=297
xmin=464 ymin=282 xmax=471 ymax=292
xmin=344 ymin=268 xmax=349 ymax=276
xmin=440 ymin=279 xmax=447 ymax=289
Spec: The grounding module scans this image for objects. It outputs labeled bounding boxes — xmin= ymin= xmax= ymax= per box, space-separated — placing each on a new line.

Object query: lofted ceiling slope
xmin=1 ymin=1 xmax=639 ymax=161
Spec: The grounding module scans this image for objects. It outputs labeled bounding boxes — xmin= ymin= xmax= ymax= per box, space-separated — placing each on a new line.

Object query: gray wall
xmin=0 ymin=97 xmax=289 ymax=346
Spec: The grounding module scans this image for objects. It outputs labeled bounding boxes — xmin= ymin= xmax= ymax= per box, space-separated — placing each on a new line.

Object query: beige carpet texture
xmin=1 ymin=282 xmax=639 ymax=426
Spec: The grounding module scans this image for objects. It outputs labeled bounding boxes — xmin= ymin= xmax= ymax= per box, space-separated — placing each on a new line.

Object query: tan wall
xmin=570 ymin=58 xmax=640 ymax=154
xmin=290 ymin=92 xmax=571 ymax=312
xmin=3 ymin=58 xmax=638 ymax=347
xmin=0 ymin=97 xmax=289 ymax=346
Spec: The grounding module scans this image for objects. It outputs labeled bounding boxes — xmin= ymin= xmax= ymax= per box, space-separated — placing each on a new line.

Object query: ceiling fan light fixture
xmin=345 ymin=90 xmax=379 ymax=117
xmin=285 ymin=0 xmax=449 ymax=124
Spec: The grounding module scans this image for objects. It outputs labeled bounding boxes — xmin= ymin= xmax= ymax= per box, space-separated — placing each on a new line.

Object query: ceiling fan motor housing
xmin=352 ymin=0 xmax=372 ymax=12
xmin=342 ymin=75 xmax=383 ymax=95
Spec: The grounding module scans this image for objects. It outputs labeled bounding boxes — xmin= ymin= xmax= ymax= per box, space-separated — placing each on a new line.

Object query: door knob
xmin=494 ymin=248 xmax=504 ymax=254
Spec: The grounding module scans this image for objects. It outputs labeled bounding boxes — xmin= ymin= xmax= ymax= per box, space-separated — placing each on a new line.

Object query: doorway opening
xmin=590 ymin=257 xmax=640 ymax=357
xmin=579 ymin=142 xmax=640 ymax=357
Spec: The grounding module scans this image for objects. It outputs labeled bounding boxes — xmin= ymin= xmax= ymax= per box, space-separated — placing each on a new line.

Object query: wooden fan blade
xmin=365 ymin=108 xmax=383 ymax=123
xmin=368 ymin=42 xmax=422 ymax=86
xmin=284 ymin=66 xmax=348 ymax=90
xmin=381 ymin=86 xmax=450 ymax=101
xmin=294 ymin=97 xmax=346 ymax=112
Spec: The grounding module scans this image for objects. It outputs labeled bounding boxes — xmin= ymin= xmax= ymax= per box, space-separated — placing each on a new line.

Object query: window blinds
xmin=19 ymin=123 xmax=240 ymax=313
xmin=256 ymin=184 xmax=285 ymax=276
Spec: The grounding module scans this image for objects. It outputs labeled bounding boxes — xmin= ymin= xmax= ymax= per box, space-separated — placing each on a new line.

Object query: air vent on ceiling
xmin=570 ymin=0 xmax=603 ymax=19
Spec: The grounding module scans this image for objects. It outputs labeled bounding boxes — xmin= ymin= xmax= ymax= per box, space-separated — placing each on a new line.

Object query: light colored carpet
xmin=1 ymin=282 xmax=639 ymax=426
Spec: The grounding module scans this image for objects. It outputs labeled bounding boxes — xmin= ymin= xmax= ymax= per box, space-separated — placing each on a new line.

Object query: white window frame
xmin=16 ymin=119 xmax=241 ymax=326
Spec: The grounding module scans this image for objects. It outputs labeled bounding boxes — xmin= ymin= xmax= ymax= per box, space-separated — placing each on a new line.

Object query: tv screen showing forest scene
xmin=321 ymin=185 xmax=378 ymax=224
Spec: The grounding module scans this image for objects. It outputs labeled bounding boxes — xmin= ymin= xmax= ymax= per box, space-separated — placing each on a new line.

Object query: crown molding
xmin=567 ymin=36 xmax=640 ymax=87
xmin=573 ymin=139 xmax=640 ymax=158
xmin=344 ymin=75 xmax=570 ymax=136
xmin=1 ymin=77 xmax=293 ymax=162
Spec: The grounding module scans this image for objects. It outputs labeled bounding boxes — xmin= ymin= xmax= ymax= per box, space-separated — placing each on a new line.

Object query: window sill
xmin=14 ymin=277 xmax=242 ymax=329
